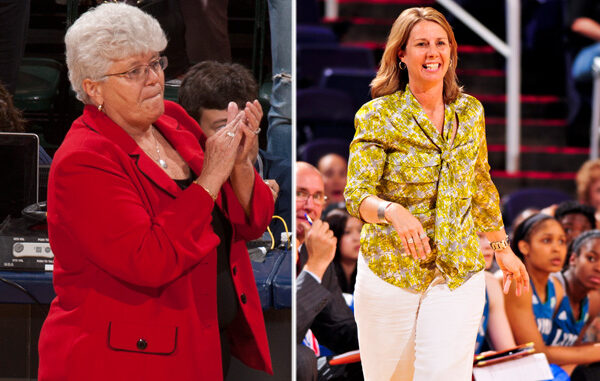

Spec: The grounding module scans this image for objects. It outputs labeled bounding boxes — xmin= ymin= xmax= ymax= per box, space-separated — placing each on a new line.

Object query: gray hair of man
xmin=65 ymin=3 xmax=167 ymax=104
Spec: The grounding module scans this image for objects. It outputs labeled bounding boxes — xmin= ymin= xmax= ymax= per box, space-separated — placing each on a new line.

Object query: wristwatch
xmin=489 ymin=235 xmax=510 ymax=252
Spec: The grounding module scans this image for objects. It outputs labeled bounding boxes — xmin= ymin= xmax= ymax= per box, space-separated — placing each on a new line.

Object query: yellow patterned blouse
xmin=344 ymin=86 xmax=504 ymax=292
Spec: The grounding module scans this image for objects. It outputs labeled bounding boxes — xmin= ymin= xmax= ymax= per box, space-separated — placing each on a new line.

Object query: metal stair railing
xmin=590 ymin=57 xmax=600 ymax=159
xmin=437 ymin=0 xmax=520 ymax=173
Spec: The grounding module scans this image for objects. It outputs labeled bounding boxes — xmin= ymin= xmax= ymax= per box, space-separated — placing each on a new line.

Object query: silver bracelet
xmin=377 ymin=201 xmax=392 ymax=224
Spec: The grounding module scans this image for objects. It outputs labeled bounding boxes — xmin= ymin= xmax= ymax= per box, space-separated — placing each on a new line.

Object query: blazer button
xmin=137 ymin=338 xmax=148 ymax=350
xmin=232 ymin=265 xmax=237 ymax=276
xmin=240 ymin=293 xmax=247 ymax=304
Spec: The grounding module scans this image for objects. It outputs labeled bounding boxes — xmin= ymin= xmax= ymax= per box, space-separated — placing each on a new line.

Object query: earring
xmin=97 ymin=104 xmax=103 ymax=112
xmin=449 ymin=58 xmax=453 ymax=67
xmin=398 ymin=61 xmax=406 ymax=70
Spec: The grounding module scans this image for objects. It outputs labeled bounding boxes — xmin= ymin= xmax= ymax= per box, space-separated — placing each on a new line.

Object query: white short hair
xmin=65 ymin=3 xmax=167 ymax=104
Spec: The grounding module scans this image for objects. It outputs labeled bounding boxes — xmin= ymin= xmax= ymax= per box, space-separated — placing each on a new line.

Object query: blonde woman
xmin=344 ymin=7 xmax=528 ymax=380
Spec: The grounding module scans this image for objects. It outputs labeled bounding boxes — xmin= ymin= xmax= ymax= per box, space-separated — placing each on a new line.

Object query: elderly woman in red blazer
xmin=38 ymin=3 xmax=274 ymax=380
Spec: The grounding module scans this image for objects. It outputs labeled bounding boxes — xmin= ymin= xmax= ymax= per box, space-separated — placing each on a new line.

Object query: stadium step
xmin=486 ymin=118 xmax=568 ymax=147
xmin=488 ymin=145 xmax=589 ymax=173
xmin=478 ymin=94 xmax=567 ymax=120
xmin=491 ymin=171 xmax=576 ymax=196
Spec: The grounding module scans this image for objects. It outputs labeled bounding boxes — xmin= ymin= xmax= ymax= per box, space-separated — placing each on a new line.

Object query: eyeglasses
xmin=296 ymin=190 xmax=328 ymax=205
xmin=102 ymin=56 xmax=168 ymax=82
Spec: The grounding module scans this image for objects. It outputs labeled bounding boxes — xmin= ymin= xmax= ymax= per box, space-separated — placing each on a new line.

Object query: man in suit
xmin=296 ymin=162 xmax=359 ymax=381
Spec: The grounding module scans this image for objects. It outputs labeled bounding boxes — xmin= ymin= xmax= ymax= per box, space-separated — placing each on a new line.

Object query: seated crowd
xmin=296 ymin=152 xmax=600 ymax=380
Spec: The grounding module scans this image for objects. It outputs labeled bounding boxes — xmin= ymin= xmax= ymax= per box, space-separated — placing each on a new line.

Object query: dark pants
xmin=177 ymin=0 xmax=230 ymax=64
xmin=297 ymin=344 xmax=317 ymax=381
xmin=220 ymin=329 xmax=231 ymax=378
xmin=140 ymin=0 xmax=189 ymax=79
xmin=0 ymin=0 xmax=30 ymax=94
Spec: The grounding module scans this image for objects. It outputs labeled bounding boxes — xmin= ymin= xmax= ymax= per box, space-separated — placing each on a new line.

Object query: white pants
xmin=354 ymin=254 xmax=485 ymax=381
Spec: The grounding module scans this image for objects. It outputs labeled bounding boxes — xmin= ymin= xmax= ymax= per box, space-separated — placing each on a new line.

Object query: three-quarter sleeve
xmin=344 ymin=103 xmax=388 ymax=220
xmin=229 ymin=172 xmax=275 ymax=241
xmin=470 ymin=106 xmax=504 ymax=232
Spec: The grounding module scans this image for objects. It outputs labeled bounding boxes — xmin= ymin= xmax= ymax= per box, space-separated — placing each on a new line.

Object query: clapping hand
xmin=194 ymin=104 xmax=244 ymax=194
xmin=264 ymin=179 xmax=279 ymax=202
xmin=234 ymin=100 xmax=263 ymax=165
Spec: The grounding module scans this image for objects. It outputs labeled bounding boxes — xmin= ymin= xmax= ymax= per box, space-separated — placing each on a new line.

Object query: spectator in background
xmin=554 ymin=200 xmax=595 ymax=248
xmin=178 ymin=0 xmax=230 ymax=63
xmin=475 ymin=233 xmax=516 ymax=354
xmin=566 ymin=0 xmax=600 ymax=146
xmin=553 ymin=230 xmax=600 ymax=379
xmin=296 ymin=162 xmax=360 ymax=381
xmin=325 ymin=208 xmax=363 ymax=295
xmin=318 ymin=153 xmax=348 ymax=214
xmin=178 ymin=61 xmax=291 ymax=244
xmin=509 ymin=207 xmax=541 ymax=239
xmin=505 ymin=214 xmax=600 ymax=375
xmin=0 ymin=82 xmax=52 ymax=164
xmin=0 ymin=81 xmax=26 ymax=132
xmin=576 ymin=158 xmax=600 ymax=226
xmin=0 ymin=0 xmax=30 ymax=95
xmin=266 ymin=0 xmax=292 ymax=163
xmin=569 ymin=0 xmax=600 ymax=84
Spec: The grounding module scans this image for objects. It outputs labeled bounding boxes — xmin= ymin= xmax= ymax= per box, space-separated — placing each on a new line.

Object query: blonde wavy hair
xmin=576 ymin=159 xmax=600 ymax=205
xmin=371 ymin=7 xmax=461 ymax=103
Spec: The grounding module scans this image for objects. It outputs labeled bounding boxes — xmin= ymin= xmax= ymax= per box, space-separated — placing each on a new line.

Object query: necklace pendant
xmin=158 ymin=159 xmax=168 ymax=169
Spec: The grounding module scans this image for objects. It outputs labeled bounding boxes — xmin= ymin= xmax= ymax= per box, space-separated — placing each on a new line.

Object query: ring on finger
xmin=407 ymin=238 xmax=414 ymax=244
xmin=419 ymin=232 xmax=427 ymax=239
xmin=226 ymin=131 xmax=235 ymax=137
xmin=252 ymin=128 xmax=261 ymax=135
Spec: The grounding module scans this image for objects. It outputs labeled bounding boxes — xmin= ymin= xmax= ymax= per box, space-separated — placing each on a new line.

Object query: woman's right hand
xmin=495 ymin=248 xmax=529 ymax=297
xmin=195 ymin=103 xmax=245 ymax=197
xmin=385 ymin=203 xmax=431 ymax=260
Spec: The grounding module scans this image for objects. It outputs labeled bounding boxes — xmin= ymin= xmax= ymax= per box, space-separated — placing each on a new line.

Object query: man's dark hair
xmin=178 ymin=61 xmax=258 ymax=122
xmin=554 ymin=200 xmax=596 ymax=229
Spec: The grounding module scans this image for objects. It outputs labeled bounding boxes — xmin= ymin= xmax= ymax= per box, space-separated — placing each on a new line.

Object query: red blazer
xmin=38 ymin=101 xmax=274 ymax=380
